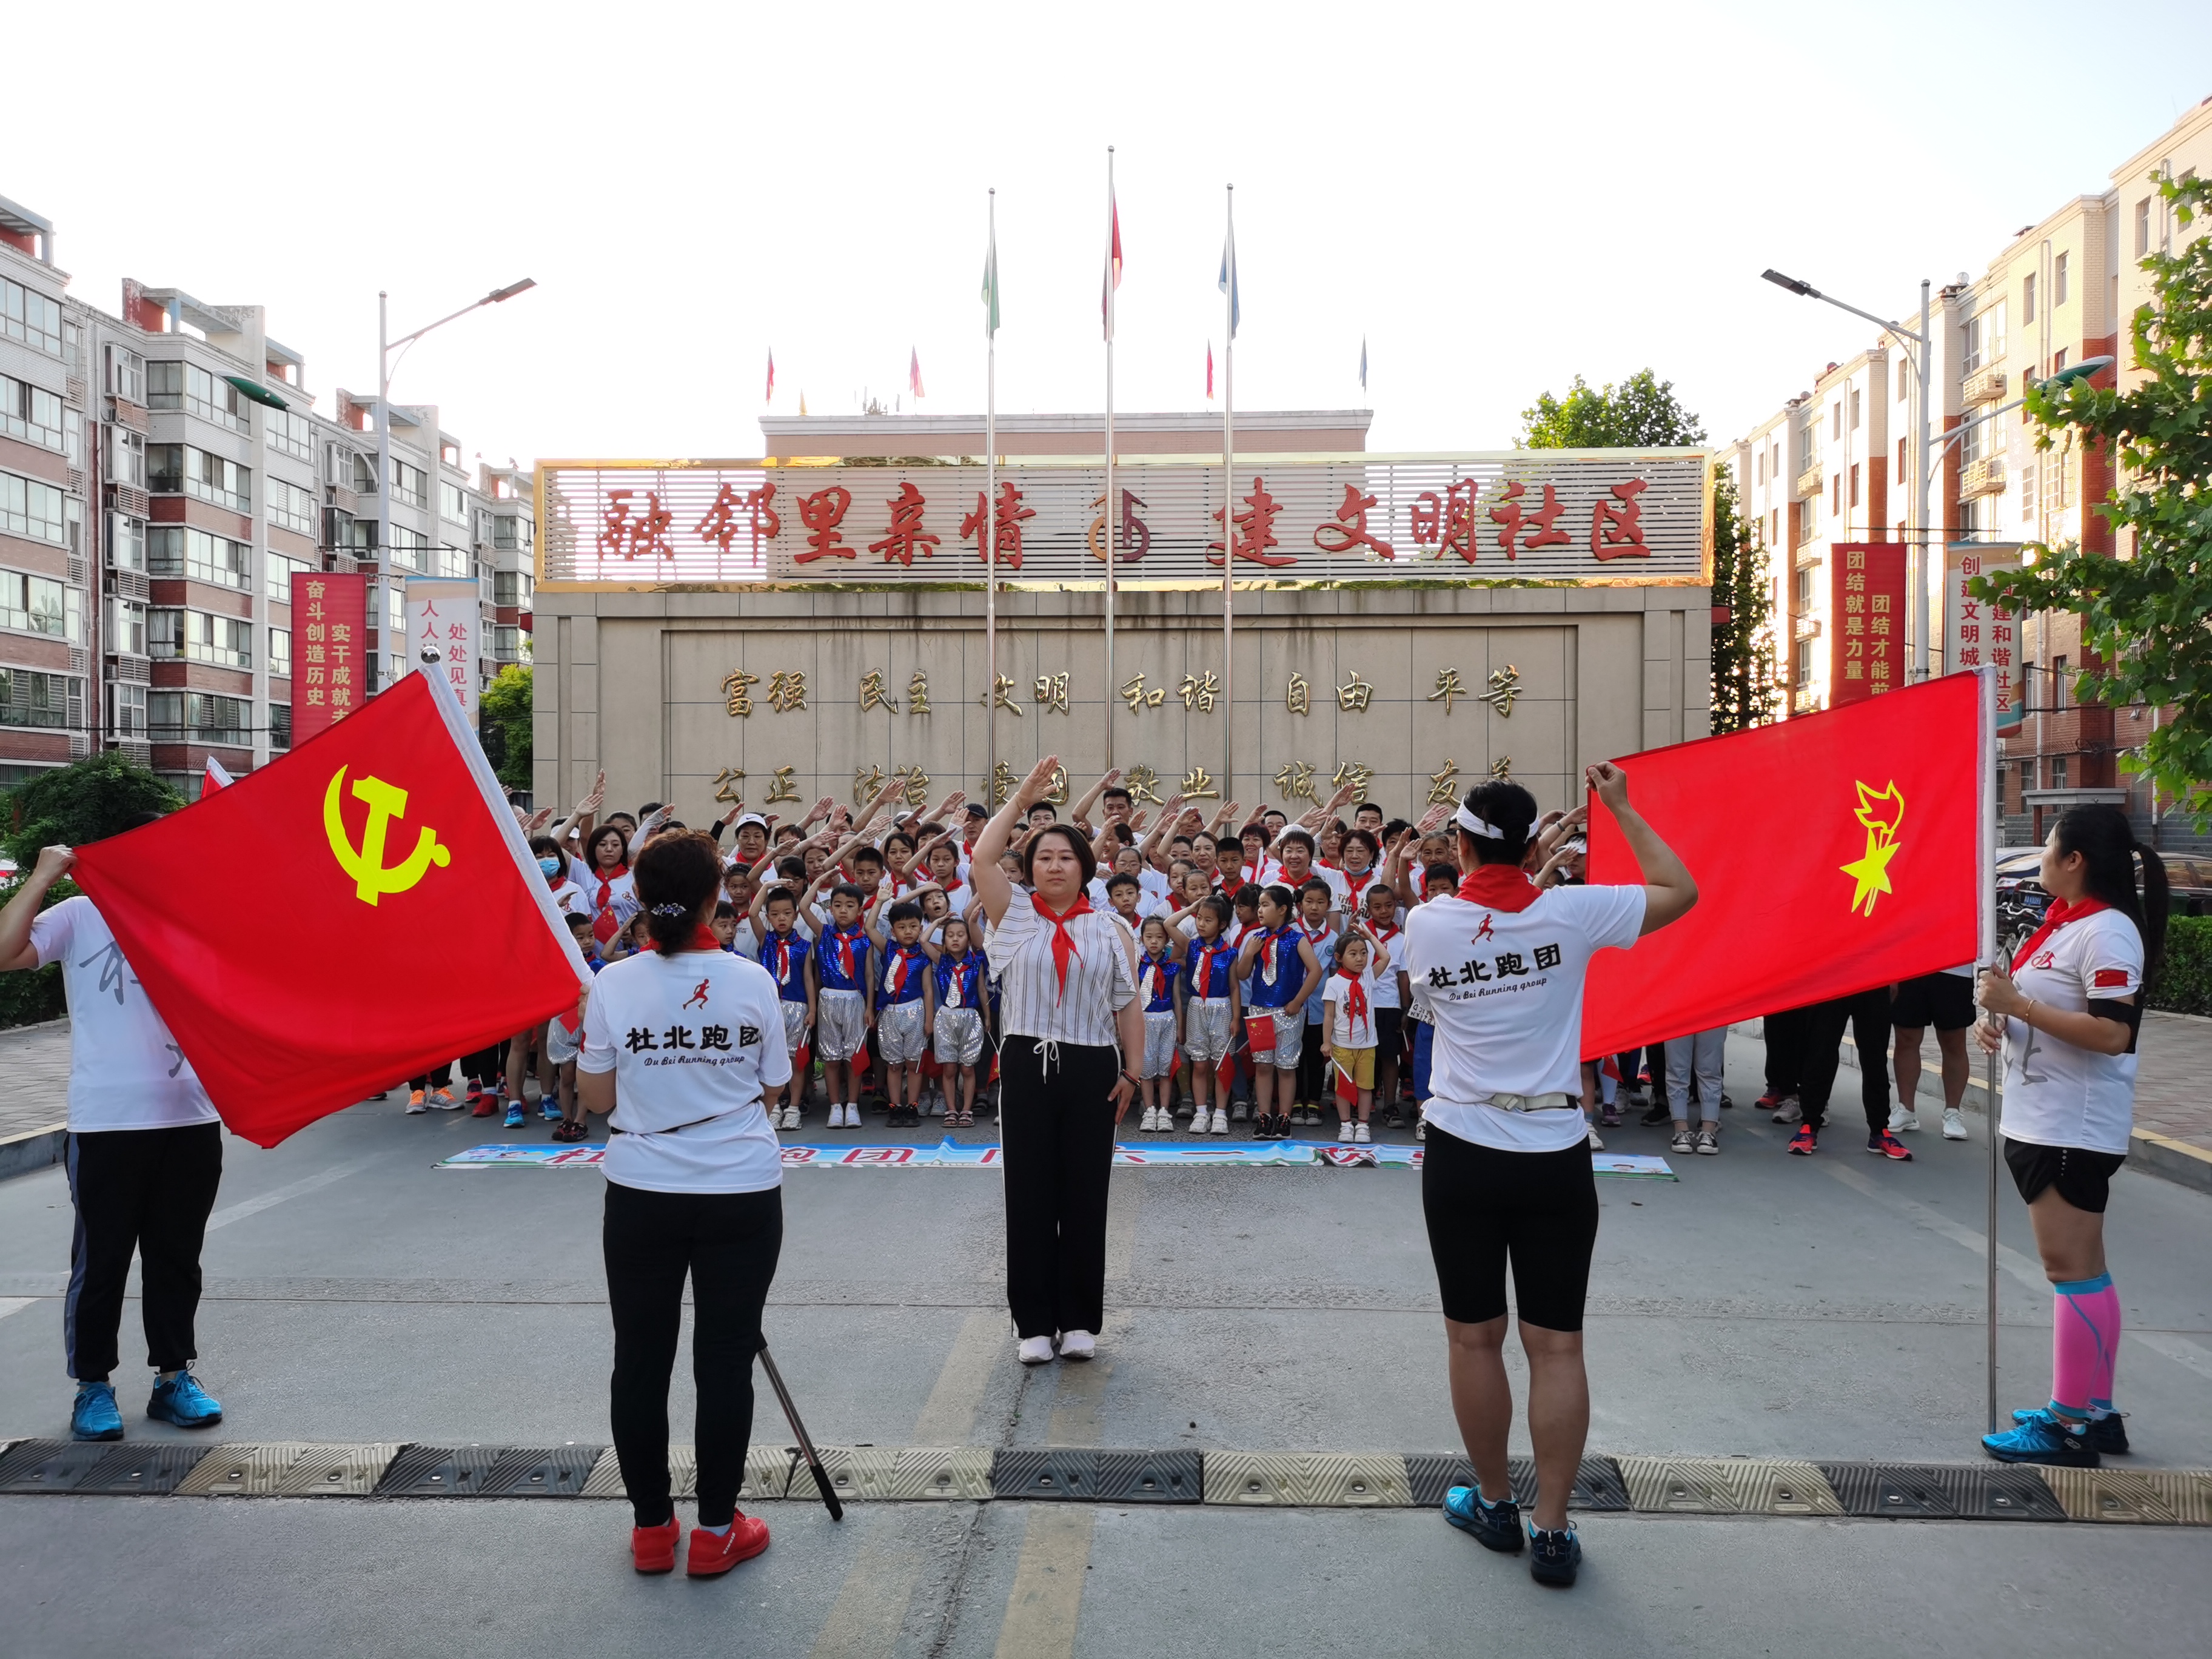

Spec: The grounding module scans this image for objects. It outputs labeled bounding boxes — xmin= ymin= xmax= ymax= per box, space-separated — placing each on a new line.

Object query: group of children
xmin=431 ymin=768 xmax=1496 ymax=1144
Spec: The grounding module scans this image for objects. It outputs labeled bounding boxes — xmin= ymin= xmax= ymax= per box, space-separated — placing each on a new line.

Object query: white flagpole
xmin=1222 ymin=184 xmax=1235 ymax=799
xmin=986 ymin=189 xmax=999 ymax=808
xmin=1104 ymin=147 xmax=1117 ymax=773
xmin=1976 ymin=662 xmax=2002 ymax=1433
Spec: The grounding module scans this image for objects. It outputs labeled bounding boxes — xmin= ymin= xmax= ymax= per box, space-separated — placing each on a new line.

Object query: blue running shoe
xmin=504 ymin=1103 xmax=526 ymax=1127
xmin=539 ymin=1099 xmax=561 ymax=1121
xmin=1528 ymin=1522 xmax=1582 ymax=1587
xmin=1983 ymin=1408 xmax=2096 ymax=1466
xmin=1442 ymin=1484 xmax=1523 ymax=1553
xmin=2013 ymin=1406 xmax=2128 ymax=1455
xmin=146 ymin=1368 xmax=223 ymax=1429
xmin=70 ymin=1380 xmax=124 ymax=1441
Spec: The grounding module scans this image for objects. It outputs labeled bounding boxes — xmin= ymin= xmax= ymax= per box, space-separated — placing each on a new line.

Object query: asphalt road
xmin=2 ymin=1041 xmax=2209 ymax=1657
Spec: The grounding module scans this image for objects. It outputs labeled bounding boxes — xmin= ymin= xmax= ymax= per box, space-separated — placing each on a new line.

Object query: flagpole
xmin=985 ymin=189 xmax=999 ymax=808
xmin=1221 ymin=183 xmax=1235 ymax=800
xmin=1104 ymin=146 xmax=1117 ymax=773
xmin=1976 ymin=663 xmax=2002 ymax=1434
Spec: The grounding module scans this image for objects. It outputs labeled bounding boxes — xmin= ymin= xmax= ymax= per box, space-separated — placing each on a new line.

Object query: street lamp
xmin=376 ymin=278 xmax=536 ymax=681
xmin=1761 ymin=267 xmax=1935 ymax=682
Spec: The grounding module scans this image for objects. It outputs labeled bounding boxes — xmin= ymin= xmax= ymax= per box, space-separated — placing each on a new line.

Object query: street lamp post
xmin=376 ymin=278 xmax=535 ymax=682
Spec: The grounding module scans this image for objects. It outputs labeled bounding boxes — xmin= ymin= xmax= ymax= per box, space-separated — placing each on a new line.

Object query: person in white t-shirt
xmin=1409 ymin=771 xmax=1695 ymax=1587
xmin=578 ymin=830 xmax=789 ymax=1578
xmin=1974 ymin=804 xmax=2168 ymax=1470
xmin=0 ymin=831 xmax=227 ymax=1444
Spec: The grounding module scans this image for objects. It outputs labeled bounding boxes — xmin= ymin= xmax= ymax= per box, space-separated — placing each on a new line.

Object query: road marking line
xmin=910 ymin=1309 xmax=1004 ymax=1447
xmin=991 ymin=1506 xmax=1094 ymax=1659
xmin=807 ymin=1535 xmax=924 ymax=1659
xmin=204 ymin=1156 xmax=383 ymax=1233
xmin=0 ymin=1296 xmax=35 ymax=1322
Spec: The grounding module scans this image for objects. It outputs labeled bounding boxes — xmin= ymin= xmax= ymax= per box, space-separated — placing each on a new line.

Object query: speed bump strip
xmin=1616 ymin=1457 xmax=1843 ymax=1517
xmin=79 ymin=1443 xmax=209 ymax=1495
xmin=888 ymin=1447 xmax=995 ymax=1500
xmin=1093 ymin=1450 xmax=1202 ymax=1503
xmin=1818 ymin=1462 xmax=2066 ymax=1522
xmin=1202 ymin=1453 xmax=1412 ymax=1507
xmin=481 ymin=1445 xmax=604 ymax=1498
xmin=374 ymin=1444 xmax=504 ymax=1497
xmin=992 ymin=1449 xmax=1103 ymax=1501
xmin=0 ymin=1439 xmax=118 ymax=1493
xmin=2036 ymin=1466 xmax=2212 ymax=1525
xmin=1404 ymin=1454 xmax=1630 ymax=1512
xmin=178 ymin=1444 xmax=317 ymax=1496
xmin=581 ymin=1444 xmax=698 ymax=1500
xmin=784 ymin=1447 xmax=903 ymax=1503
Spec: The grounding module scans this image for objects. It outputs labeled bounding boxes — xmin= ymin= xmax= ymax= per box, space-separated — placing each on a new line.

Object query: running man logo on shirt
xmin=1473 ymin=914 xmax=1495 ymax=942
xmin=685 ymin=977 xmax=711 ymax=1010
xmin=324 ymin=766 xmax=451 ymax=905
xmin=1840 ymin=779 xmax=1905 ymax=917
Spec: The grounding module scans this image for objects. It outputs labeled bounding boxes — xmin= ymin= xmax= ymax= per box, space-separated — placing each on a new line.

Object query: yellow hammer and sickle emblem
xmin=324 ymin=766 xmax=451 ymax=905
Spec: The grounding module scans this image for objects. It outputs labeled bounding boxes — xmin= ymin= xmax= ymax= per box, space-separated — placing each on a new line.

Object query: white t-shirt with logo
xmin=579 ymin=947 xmax=791 ymax=1193
xmin=1322 ymin=968 xmax=1379 ymax=1049
xmin=1405 ymin=884 xmax=1646 ymax=1152
xmin=2002 ymin=908 xmax=2143 ymax=1156
xmin=31 ymin=896 xmax=219 ymax=1133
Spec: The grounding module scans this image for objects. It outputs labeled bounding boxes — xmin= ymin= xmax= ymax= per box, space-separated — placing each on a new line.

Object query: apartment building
xmin=0 ymin=189 xmax=531 ymax=797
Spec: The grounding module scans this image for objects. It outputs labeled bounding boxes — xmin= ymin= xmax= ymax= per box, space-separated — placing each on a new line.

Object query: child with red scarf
xmin=1133 ymin=916 xmax=1184 ymax=1132
xmin=1322 ymin=930 xmax=1381 ymax=1142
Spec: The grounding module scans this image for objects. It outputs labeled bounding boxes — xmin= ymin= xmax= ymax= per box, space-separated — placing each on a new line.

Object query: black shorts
xmin=1421 ymin=1127 xmax=1598 ymax=1331
xmin=2005 ymin=1138 xmax=2127 ymax=1215
xmin=1891 ymin=971 xmax=1974 ymax=1032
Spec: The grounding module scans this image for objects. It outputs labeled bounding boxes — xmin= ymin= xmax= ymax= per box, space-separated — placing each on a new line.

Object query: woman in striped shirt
xmin=973 ymin=754 xmax=1143 ymax=1366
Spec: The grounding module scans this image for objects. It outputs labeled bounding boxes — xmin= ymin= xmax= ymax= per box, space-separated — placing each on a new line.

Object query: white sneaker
xmin=1017 ymin=1336 xmax=1056 ymax=1366
xmin=1415 ymin=1113 xmax=1427 ymax=1142
xmin=847 ymin=1102 xmax=862 ymax=1127
xmin=1338 ymin=1121 xmax=1355 ymax=1142
xmin=1354 ymin=1122 xmax=1372 ymax=1144
xmin=1771 ymin=1095 xmax=1801 ymax=1124
xmin=1889 ymin=1106 xmax=1922 ymax=1133
xmin=1210 ymin=1108 xmax=1229 ymax=1134
xmin=1587 ymin=1127 xmax=1605 ymax=1150
xmin=1058 ymin=1329 xmax=1097 ymax=1361
xmin=1139 ymin=1105 xmax=1158 ymax=1131
xmin=784 ymin=1105 xmax=803 ymax=1131
xmin=1942 ymin=1107 xmax=1969 ymax=1141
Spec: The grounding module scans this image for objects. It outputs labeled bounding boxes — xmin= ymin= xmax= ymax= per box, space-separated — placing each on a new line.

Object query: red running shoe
xmin=1754 ymin=1091 xmax=1785 ymax=1111
xmin=1869 ymin=1129 xmax=1914 ymax=1161
xmin=471 ymin=1094 xmax=495 ymax=1118
xmin=686 ymin=1513 xmax=771 ymax=1577
xmin=1786 ymin=1124 xmax=1818 ymax=1156
xmin=631 ymin=1517 xmax=680 ymax=1575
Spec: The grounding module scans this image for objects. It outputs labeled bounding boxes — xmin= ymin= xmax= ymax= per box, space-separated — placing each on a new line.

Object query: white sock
xmin=695 ymin=1520 xmax=732 ymax=1537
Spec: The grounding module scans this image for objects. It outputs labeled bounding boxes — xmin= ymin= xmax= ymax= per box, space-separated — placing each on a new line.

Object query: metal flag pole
xmin=985 ymin=189 xmax=999 ymax=808
xmin=1221 ymin=183 xmax=1235 ymax=797
xmin=757 ymin=1342 xmax=843 ymax=1521
xmin=1976 ymin=663 xmax=2003 ymax=1433
xmin=1104 ymin=147 xmax=1117 ymax=773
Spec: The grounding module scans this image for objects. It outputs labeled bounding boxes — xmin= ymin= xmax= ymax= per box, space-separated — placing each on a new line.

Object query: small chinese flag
xmin=201 ymin=756 xmax=234 ymax=795
xmin=1333 ymin=1055 xmax=1359 ymax=1108
xmin=909 ymin=347 xmax=925 ymax=400
xmin=73 ymin=671 xmax=589 ymax=1147
xmin=1581 ymin=672 xmax=1985 ymax=1059
xmin=1207 ymin=341 xmax=1215 ymax=400
xmin=765 ymin=348 xmax=776 ymax=405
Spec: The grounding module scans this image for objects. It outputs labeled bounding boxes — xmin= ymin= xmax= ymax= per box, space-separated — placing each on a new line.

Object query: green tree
xmin=1708 ymin=471 xmax=1779 ymax=732
xmin=1517 ymin=369 xmax=1708 ymax=449
xmin=1971 ymin=173 xmax=2212 ymax=824
xmin=480 ymin=664 xmax=534 ymax=793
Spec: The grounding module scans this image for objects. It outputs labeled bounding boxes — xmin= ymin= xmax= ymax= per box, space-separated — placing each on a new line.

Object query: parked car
xmin=1994 ymin=845 xmax=2210 ymax=963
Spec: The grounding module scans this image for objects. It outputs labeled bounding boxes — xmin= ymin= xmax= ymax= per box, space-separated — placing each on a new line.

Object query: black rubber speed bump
xmin=1094 ymin=1450 xmax=1201 ymax=1503
xmin=1818 ymin=1461 xmax=2066 ymax=1522
xmin=481 ymin=1446 xmax=604 ymax=1498
xmin=991 ymin=1449 xmax=1099 ymax=1501
xmin=373 ymin=1444 xmax=503 ymax=1497
xmin=0 ymin=1439 xmax=115 ymax=1493
xmin=1405 ymin=1453 xmax=1629 ymax=1512
xmin=80 ymin=1444 xmax=210 ymax=1495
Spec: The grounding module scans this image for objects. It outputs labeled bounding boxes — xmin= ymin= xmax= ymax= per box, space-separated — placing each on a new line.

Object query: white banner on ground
xmin=438 ymin=1141 xmax=1678 ymax=1176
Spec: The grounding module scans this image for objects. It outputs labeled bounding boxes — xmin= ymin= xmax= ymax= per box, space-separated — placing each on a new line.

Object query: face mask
xmin=538 ymin=857 xmax=562 ymax=877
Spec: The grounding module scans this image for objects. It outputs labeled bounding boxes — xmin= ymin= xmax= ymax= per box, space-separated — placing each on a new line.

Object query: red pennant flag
xmin=1333 ymin=1054 xmax=1359 ymax=1108
xmin=72 ymin=671 xmax=587 ymax=1147
xmin=1581 ymin=672 xmax=1987 ymax=1059
xmin=202 ymin=756 xmax=234 ymax=794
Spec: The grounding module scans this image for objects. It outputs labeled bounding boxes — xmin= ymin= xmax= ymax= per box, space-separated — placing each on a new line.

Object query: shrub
xmin=2154 ymin=915 xmax=2212 ymax=1017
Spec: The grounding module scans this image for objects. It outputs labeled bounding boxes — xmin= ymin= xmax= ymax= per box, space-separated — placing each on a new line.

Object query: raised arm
xmin=1069 ymin=769 xmax=1119 ymax=833
xmin=0 ymin=845 xmax=73 ymax=971
xmin=971 ymin=755 xmax=1060 ymax=928
xmin=549 ymin=770 xmax=606 ymax=850
xmin=1587 ymin=763 xmax=1695 ymax=936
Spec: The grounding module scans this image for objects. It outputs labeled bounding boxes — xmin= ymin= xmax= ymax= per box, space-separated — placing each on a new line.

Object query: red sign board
xmin=290 ymin=571 xmax=370 ymax=744
xmin=1828 ymin=542 xmax=1906 ymax=705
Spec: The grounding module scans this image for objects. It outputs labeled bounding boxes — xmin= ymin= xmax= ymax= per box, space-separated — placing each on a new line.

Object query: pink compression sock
xmin=2051 ymin=1273 xmax=2120 ymax=1419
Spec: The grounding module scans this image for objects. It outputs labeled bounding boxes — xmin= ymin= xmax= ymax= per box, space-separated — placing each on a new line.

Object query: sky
xmin=11 ymin=1 xmax=2211 ymax=468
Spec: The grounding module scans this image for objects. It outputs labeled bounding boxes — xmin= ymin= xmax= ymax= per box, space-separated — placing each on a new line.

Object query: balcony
xmin=1794 ymin=614 xmax=1823 ymax=641
xmin=1960 ymin=456 xmax=2007 ymax=500
xmin=1794 ymin=461 xmax=1825 ymax=498
xmin=1963 ymin=366 xmax=2007 ymax=406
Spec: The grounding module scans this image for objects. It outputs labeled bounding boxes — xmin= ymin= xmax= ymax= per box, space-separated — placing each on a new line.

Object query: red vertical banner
xmin=1829 ymin=542 xmax=1906 ymax=705
xmin=291 ymin=571 xmax=370 ymax=744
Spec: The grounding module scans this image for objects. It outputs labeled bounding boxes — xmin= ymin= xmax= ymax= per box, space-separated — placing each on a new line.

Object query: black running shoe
xmin=1528 ymin=1523 xmax=1581 ymax=1587
xmin=1640 ymin=1099 xmax=1672 ymax=1127
xmin=2015 ymin=1406 xmax=2130 ymax=1455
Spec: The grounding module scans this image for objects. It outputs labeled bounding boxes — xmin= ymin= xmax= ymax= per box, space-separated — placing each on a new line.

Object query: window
xmin=1850 ymin=389 xmax=1862 ymax=431
xmin=2021 ymin=758 xmax=2037 ymax=798
xmin=107 ymin=512 xmax=146 ymax=571
xmin=1832 ymin=473 xmax=1841 ymax=515
xmin=147 ymin=444 xmax=252 ymax=512
xmin=1898 ymin=361 xmax=1908 ymax=401
xmin=2053 ymin=347 xmax=2068 ymax=375
xmin=270 ymin=702 xmax=290 ymax=750
xmin=267 ymin=475 xmax=317 ymax=537
xmin=107 ymin=594 xmax=147 ymax=655
xmin=2053 ymin=655 xmax=2069 ymax=709
xmin=148 ymin=526 xmax=252 ymax=590
xmin=2020 ymin=454 xmax=2037 ymax=518
xmin=1964 ymin=302 xmax=2006 ymax=373
xmin=2051 ymin=756 xmax=2069 ymax=791
xmin=147 ymin=690 xmax=250 ymax=746
xmin=148 ymin=608 xmax=253 ymax=668
xmin=1897 ymin=437 xmax=1908 ymax=483
xmin=266 ymin=407 xmax=312 ymax=461
xmin=0 ymin=470 xmax=69 ymax=545
xmin=493 ymin=569 xmax=533 ymax=608
xmin=432 ymin=543 xmax=468 ymax=580
xmin=386 ymin=524 xmax=427 ymax=572
xmin=107 ymin=344 xmax=145 ymax=404
xmin=1794 ymin=638 xmax=1814 ymax=687
xmin=440 ymin=440 xmax=461 ymax=468
xmin=268 ymin=626 xmax=291 ymax=676
xmin=2022 ymin=272 xmax=2037 ymax=325
xmin=0 ymin=276 xmax=63 ymax=355
xmin=1755 ymin=448 xmax=1765 ymax=486
xmin=266 ymin=549 xmax=312 ymax=603
xmin=492 ymin=514 xmax=532 ymax=552
xmin=387 ymin=458 xmax=425 ymax=508
xmin=0 ymin=669 xmax=82 ymax=730
xmin=109 ymin=681 xmax=147 ymax=739
xmin=326 ymin=443 xmax=357 ymax=488
xmin=2054 ymin=252 xmax=2070 ymax=306
xmin=438 ymin=480 xmax=468 ymax=525
xmin=108 ymin=426 xmax=146 ymax=489
xmin=1793 ymin=564 xmax=1815 ymax=609
xmin=1849 ymin=463 xmax=1860 ymax=509
xmin=494 ymin=626 xmax=531 ymax=663
xmin=0 ymin=571 xmax=82 ymax=640
xmin=1797 ymin=495 xmax=1819 ymax=543
xmin=1769 ymin=508 xmax=1780 ymax=545
xmin=0 ymin=375 xmax=67 ymax=452
xmin=1831 ymin=401 xmax=1843 ymax=440
xmin=147 ymin=361 xmax=250 ymax=431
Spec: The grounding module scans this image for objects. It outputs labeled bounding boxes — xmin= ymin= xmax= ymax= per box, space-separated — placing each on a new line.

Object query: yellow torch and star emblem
xmin=1840 ymin=780 xmax=1905 ymax=917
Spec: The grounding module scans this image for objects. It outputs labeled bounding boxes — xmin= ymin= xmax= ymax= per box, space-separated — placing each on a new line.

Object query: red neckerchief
xmin=1361 ymin=916 xmax=1401 ymax=947
xmin=2011 ymin=896 xmax=2111 ymax=973
xmin=771 ymin=931 xmax=797 ymax=985
xmin=1146 ymin=951 xmax=1171 ymax=1002
xmin=1259 ymin=924 xmax=1287 ymax=983
xmin=1342 ymin=867 xmax=1376 ymax=903
xmin=885 ymin=942 xmax=923 ymax=994
xmin=943 ymin=952 xmax=980 ymax=1007
xmin=833 ymin=924 xmax=866 ymax=982
xmin=1457 ymin=865 xmax=1540 ymax=913
xmin=1194 ymin=936 xmax=1236 ymax=996
xmin=1335 ymin=965 xmax=1370 ymax=1037
xmin=593 ymin=862 xmax=628 ymax=911
xmin=1031 ymin=893 xmax=1092 ymax=1001
xmin=683 ymin=924 xmax=720 ymax=953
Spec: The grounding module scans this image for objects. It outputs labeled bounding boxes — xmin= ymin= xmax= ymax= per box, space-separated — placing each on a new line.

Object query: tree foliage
xmin=480 ymin=664 xmax=535 ymax=794
xmin=1971 ymin=172 xmax=2212 ymax=823
xmin=1517 ymin=369 xmax=1708 ymax=449
xmin=1708 ymin=471 xmax=1779 ymax=732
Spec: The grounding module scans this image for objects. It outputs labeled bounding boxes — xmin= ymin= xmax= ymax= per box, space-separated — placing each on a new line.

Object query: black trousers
xmin=999 ymin=1036 xmax=1118 ymax=1339
xmin=603 ymin=1181 xmax=783 ymax=1529
xmin=1798 ymin=990 xmax=1892 ymax=1133
xmin=65 ymin=1122 xmax=223 ymax=1379
xmin=1296 ymin=1019 xmax=1327 ymax=1103
xmin=1763 ymin=1005 xmax=1816 ymax=1097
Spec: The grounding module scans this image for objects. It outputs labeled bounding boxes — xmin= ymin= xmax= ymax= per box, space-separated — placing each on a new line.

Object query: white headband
xmin=1455 ymin=804 xmax=1506 ymax=840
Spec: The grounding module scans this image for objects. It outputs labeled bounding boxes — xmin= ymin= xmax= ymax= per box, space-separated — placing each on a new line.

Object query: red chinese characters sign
xmin=1829 ymin=543 xmax=1907 ymax=705
xmin=403 ymin=579 xmax=482 ymax=727
xmin=290 ymin=571 xmax=370 ymax=743
xmin=1944 ymin=545 xmax=2023 ymax=729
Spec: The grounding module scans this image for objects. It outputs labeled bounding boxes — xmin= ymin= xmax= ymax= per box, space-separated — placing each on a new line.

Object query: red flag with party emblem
xmin=1581 ymin=671 xmax=1992 ymax=1059
xmin=72 ymin=670 xmax=589 ymax=1147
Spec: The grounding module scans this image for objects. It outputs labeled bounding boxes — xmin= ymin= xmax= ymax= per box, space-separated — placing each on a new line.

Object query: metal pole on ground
xmin=1104 ymin=147 xmax=1116 ymax=774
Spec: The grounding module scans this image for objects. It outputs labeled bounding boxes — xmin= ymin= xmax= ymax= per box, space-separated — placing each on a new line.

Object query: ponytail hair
xmin=2052 ymin=803 xmax=2168 ymax=990
xmin=632 ymin=830 xmax=722 ymax=957
xmin=1456 ymin=780 xmax=1538 ymax=866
